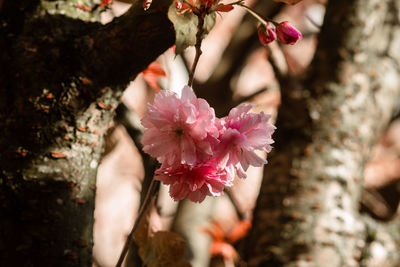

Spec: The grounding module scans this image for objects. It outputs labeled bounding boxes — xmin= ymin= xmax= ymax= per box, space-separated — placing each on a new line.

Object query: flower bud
xmin=257 ymin=24 xmax=277 ymax=46
xmin=176 ymin=0 xmax=183 ymax=9
xmin=276 ymin=21 xmax=302 ymax=45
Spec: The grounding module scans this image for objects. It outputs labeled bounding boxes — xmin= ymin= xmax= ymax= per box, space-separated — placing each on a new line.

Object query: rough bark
xmin=0 ymin=0 xmax=174 ymax=266
xmin=245 ymin=0 xmax=400 ymax=266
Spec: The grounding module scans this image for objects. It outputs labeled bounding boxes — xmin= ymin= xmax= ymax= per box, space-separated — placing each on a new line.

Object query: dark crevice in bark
xmin=0 ymin=0 xmax=175 ymax=265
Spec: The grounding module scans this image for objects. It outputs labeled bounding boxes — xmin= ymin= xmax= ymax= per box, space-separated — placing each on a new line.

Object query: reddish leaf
xmin=214 ymin=4 xmax=234 ymax=12
xmin=80 ymin=77 xmax=93 ymax=85
xmin=228 ymin=220 xmax=252 ymax=243
xmin=74 ymin=198 xmax=86 ymax=204
xmin=203 ymin=220 xmax=239 ymax=261
xmin=51 ymin=152 xmax=66 ymax=158
xmin=76 ymin=3 xmax=92 ymax=11
xmin=142 ymin=62 xmax=167 ymax=92
xmin=17 ymin=151 xmax=27 ymax=157
xmin=142 ymin=0 xmax=152 ymax=10
xmin=203 ymin=220 xmax=225 ymax=242
xmin=99 ymin=0 xmax=112 ymax=8
xmin=97 ymin=102 xmax=108 ymax=109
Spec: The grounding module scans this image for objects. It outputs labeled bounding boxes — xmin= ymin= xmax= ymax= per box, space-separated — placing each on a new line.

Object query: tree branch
xmin=244 ymin=0 xmax=400 ymax=266
xmin=0 ymin=1 xmax=175 ymax=265
xmin=78 ymin=0 xmax=175 ymax=88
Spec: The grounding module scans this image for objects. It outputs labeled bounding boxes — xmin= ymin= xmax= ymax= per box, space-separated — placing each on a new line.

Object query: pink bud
xmin=176 ymin=0 xmax=183 ymax=9
xmin=276 ymin=21 xmax=302 ymax=45
xmin=257 ymin=24 xmax=277 ymax=46
xmin=142 ymin=0 xmax=152 ymax=10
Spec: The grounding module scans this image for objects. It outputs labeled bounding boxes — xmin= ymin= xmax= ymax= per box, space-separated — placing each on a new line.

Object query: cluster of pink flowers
xmin=141 ymin=86 xmax=275 ymax=203
xmin=258 ymin=21 xmax=302 ymax=45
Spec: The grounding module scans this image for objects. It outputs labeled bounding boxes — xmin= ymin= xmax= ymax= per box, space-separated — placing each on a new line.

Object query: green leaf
xmin=168 ymin=4 xmax=216 ymax=54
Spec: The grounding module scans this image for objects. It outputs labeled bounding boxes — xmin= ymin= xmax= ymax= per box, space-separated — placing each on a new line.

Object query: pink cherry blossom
xmin=216 ymin=104 xmax=276 ymax=178
xmin=155 ymin=162 xmax=234 ymax=202
xmin=141 ymin=87 xmax=276 ymax=203
xmin=141 ymin=86 xmax=218 ymax=166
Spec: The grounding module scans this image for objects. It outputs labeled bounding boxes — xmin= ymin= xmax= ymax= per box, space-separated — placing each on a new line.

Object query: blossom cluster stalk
xmin=188 ymin=12 xmax=205 ymax=87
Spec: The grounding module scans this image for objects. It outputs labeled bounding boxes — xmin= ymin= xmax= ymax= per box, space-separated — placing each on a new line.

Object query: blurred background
xmin=92 ymin=1 xmax=400 ymax=266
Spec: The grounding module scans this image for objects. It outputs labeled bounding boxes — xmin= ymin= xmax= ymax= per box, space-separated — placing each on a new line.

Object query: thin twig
xmin=188 ymin=12 xmax=206 ymax=87
xmin=115 ymin=179 xmax=160 ymax=267
xmin=232 ymin=87 xmax=269 ymax=107
xmin=238 ymin=3 xmax=273 ymax=26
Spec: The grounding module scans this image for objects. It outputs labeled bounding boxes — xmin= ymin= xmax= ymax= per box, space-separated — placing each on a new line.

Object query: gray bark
xmin=0 ymin=0 xmax=174 ymax=265
xmin=245 ymin=0 xmax=400 ymax=266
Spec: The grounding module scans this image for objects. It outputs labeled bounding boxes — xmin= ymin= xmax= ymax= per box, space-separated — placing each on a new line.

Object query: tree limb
xmin=244 ymin=0 xmax=400 ymax=266
xmin=0 ymin=0 xmax=175 ymax=265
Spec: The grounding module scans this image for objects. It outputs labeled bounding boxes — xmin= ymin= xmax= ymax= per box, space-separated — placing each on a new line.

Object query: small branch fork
xmin=188 ymin=11 xmax=206 ymax=87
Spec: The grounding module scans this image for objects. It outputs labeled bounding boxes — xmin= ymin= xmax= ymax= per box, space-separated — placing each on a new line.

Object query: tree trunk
xmin=0 ymin=0 xmax=174 ymax=265
xmin=245 ymin=0 xmax=400 ymax=266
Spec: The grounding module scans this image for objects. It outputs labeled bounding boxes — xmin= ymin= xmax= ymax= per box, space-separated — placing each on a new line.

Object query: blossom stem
xmin=238 ymin=3 xmax=276 ymax=26
xmin=226 ymin=0 xmax=245 ymax=6
xmin=188 ymin=11 xmax=206 ymax=87
xmin=115 ymin=179 xmax=160 ymax=267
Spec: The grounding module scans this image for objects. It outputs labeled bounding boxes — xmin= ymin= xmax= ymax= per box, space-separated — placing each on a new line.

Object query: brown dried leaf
xmin=273 ymin=0 xmax=303 ymax=5
xmin=134 ymin=199 xmax=191 ymax=267
xmin=143 ymin=231 xmax=191 ymax=267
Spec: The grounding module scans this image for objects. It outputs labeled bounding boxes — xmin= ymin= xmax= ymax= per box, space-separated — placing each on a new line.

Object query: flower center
xmin=174 ymin=127 xmax=184 ymax=136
